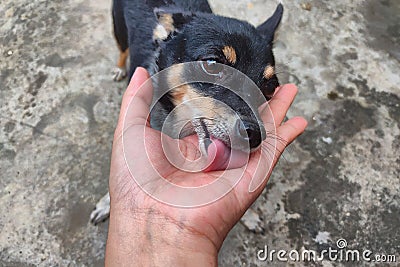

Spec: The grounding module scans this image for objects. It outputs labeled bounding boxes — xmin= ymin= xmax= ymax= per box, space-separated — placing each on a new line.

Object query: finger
xmin=252 ymin=117 xmax=307 ymax=185
xmin=276 ymin=116 xmax=308 ymax=151
xmin=118 ymin=67 xmax=153 ymax=128
xmin=260 ymin=84 xmax=298 ymax=126
xmin=239 ymin=116 xmax=307 ymax=196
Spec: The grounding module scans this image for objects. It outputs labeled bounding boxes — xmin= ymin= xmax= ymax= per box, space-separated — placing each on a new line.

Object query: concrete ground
xmin=0 ymin=0 xmax=398 ymax=266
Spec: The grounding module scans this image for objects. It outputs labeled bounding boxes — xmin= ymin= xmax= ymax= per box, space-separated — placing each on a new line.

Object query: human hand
xmin=105 ymin=67 xmax=307 ymax=266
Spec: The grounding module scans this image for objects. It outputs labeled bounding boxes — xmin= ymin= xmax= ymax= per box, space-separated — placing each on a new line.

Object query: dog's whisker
xmin=264 ymin=137 xmax=288 ymax=147
xmin=261 ymin=144 xmax=285 ymax=162
xmin=260 ymin=146 xmax=281 ymax=162
xmin=266 ymin=131 xmax=287 ymax=140
xmin=276 ymin=59 xmax=295 ymax=66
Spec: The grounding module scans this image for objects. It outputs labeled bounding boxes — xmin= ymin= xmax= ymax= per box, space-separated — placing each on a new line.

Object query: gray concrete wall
xmin=0 ymin=0 xmax=399 ymax=266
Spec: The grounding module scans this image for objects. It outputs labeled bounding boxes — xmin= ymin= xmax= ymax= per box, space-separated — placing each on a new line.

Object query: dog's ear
xmin=256 ymin=4 xmax=283 ymax=43
xmin=153 ymin=8 xmax=195 ymax=41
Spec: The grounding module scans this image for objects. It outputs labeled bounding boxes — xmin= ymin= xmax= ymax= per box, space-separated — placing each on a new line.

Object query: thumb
xmin=116 ymin=67 xmax=153 ymax=133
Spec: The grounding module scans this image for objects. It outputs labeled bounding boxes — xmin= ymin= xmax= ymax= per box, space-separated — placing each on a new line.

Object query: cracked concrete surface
xmin=0 ymin=0 xmax=399 ymax=266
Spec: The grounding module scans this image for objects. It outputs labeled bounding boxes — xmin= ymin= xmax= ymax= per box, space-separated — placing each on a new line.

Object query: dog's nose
xmin=235 ymin=120 xmax=265 ymax=149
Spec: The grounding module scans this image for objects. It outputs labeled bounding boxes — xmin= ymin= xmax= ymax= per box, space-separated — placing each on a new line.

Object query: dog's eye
xmin=201 ymin=60 xmax=224 ymax=77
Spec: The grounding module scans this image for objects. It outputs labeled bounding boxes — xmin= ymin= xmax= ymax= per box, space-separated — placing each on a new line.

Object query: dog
xmin=90 ymin=0 xmax=283 ymax=224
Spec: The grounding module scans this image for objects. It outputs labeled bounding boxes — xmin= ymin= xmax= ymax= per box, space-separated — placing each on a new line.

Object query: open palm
xmin=106 ymin=68 xmax=307 ymax=263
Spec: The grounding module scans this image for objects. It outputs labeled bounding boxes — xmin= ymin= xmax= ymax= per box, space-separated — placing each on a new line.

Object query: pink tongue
xmin=204 ymin=138 xmax=249 ymax=172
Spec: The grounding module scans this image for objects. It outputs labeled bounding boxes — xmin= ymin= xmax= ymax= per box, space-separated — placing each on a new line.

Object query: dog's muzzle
xmin=233 ymin=119 xmax=266 ymax=151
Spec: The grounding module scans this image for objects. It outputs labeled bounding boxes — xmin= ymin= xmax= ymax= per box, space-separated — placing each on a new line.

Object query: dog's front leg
xmin=112 ymin=49 xmax=129 ymax=81
xmin=90 ymin=192 xmax=110 ymax=225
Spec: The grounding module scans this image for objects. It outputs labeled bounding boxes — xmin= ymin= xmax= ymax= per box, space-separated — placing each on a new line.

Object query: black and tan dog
xmin=91 ymin=0 xmax=283 ymax=224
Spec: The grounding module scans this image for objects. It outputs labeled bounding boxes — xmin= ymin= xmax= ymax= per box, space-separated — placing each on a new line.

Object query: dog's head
xmin=150 ymin=4 xmax=283 ymax=156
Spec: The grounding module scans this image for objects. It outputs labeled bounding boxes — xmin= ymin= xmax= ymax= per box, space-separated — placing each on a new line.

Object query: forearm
xmin=105 ymin=209 xmax=218 ymax=267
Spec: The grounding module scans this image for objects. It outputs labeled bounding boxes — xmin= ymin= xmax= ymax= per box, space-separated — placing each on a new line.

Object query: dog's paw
xmin=112 ymin=67 xmax=127 ymax=82
xmin=240 ymin=208 xmax=265 ymax=234
xmin=90 ymin=192 xmax=110 ymax=225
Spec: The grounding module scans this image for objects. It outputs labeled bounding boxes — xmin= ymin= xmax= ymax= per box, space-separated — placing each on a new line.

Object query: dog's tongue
xmin=204 ymin=138 xmax=249 ymax=172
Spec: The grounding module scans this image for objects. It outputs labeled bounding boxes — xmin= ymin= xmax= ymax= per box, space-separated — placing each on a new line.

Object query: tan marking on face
xmin=222 ymin=46 xmax=237 ymax=64
xmin=117 ymin=49 xmax=129 ymax=68
xmin=170 ymin=84 xmax=188 ymax=104
xmin=264 ymin=65 xmax=275 ymax=80
xmin=165 ymin=64 xmax=242 ymax=142
xmin=167 ymin=64 xmax=220 ymax=119
xmin=153 ymin=14 xmax=175 ymax=40
xmin=166 ymin=64 xmax=187 ymax=104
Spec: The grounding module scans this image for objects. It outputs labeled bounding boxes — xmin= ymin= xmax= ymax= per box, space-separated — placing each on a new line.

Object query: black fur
xmin=112 ymin=0 xmax=283 ymax=150
xmin=112 ymin=0 xmax=213 ymax=78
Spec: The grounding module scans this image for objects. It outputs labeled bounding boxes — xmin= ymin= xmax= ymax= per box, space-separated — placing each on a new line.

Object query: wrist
xmin=105 ymin=207 xmax=218 ymax=266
